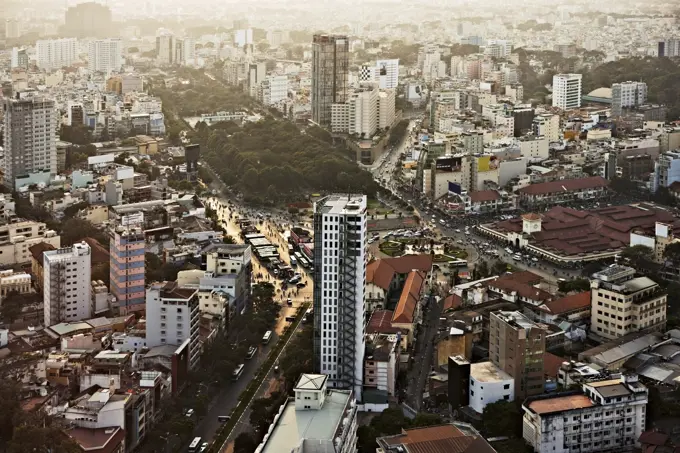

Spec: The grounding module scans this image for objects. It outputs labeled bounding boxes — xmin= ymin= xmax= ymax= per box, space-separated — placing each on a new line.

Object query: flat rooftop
xmin=527 ymin=394 xmax=595 ymax=415
xmin=316 ymin=194 xmax=366 ymax=215
xmin=260 ymin=390 xmax=352 ymax=453
xmin=470 ymin=361 xmax=513 ymax=383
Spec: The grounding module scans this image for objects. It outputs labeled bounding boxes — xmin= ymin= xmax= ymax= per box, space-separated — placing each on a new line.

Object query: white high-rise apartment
xmin=36 ymin=38 xmax=78 ymax=71
xmin=2 ymin=92 xmax=58 ymax=188
xmin=378 ymin=89 xmax=396 ymax=129
xmin=359 ymin=59 xmax=399 ymax=89
xmin=260 ymin=75 xmax=289 ymax=105
xmin=552 ymin=73 xmax=582 ymax=110
xmin=146 ymin=282 xmax=200 ymax=369
xmin=43 ymin=242 xmax=92 ymax=327
xmin=611 ymin=81 xmax=648 ymax=117
xmin=313 ymin=194 xmax=367 ymax=401
xmin=182 ymin=38 xmax=196 ymax=65
xmin=156 ymin=32 xmax=175 ymax=65
xmin=88 ymin=38 xmax=123 ymax=74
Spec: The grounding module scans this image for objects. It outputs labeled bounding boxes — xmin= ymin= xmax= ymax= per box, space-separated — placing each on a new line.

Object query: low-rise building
xmin=523 ymin=374 xmax=648 ymax=453
xmin=377 ymin=423 xmax=496 ymax=453
xmin=517 ymin=176 xmax=609 ymax=208
xmin=469 ymin=361 xmax=514 ymax=414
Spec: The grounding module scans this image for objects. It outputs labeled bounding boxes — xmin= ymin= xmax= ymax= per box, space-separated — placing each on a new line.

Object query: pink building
xmin=109 ymin=226 xmax=145 ymax=314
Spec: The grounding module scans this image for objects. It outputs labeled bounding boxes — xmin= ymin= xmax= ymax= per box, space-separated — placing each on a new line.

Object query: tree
xmin=234 ymin=432 xmax=258 ymax=453
xmin=482 ymin=400 xmax=522 ymax=438
xmin=621 ymin=244 xmax=657 ymax=272
xmin=0 ymin=291 xmax=33 ymax=324
xmin=664 ymin=242 xmax=680 ymax=263
xmin=60 ymin=218 xmax=109 ymax=247
xmin=558 ymin=278 xmax=591 ymax=293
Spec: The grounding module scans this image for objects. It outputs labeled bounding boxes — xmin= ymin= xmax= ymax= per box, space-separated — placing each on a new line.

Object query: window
xmin=504 ymin=384 xmax=510 ymax=390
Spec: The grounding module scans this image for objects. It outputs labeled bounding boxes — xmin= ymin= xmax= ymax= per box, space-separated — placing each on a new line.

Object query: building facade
xmin=590 ymin=265 xmax=667 ymax=341
xmin=552 ymin=74 xmax=583 ymax=110
xmin=611 ymin=82 xmax=647 ymax=117
xmin=109 ymin=226 xmax=145 ymax=314
xmin=2 ymin=93 xmax=58 ymax=188
xmin=313 ymin=194 xmax=367 ymax=400
xmin=523 ymin=375 xmax=648 ymax=453
xmin=88 ymin=38 xmax=123 ymax=74
xmin=146 ymin=282 xmax=200 ymax=368
xmin=36 ymin=38 xmax=78 ymax=71
xmin=490 ymin=310 xmax=546 ymax=401
xmin=311 ymin=34 xmax=349 ymax=126
xmin=43 ymin=242 xmax=92 ymax=327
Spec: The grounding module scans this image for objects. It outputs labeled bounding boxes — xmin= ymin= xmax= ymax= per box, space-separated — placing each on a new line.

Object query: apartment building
xmin=88 ymin=38 xmax=123 ymax=74
xmin=552 ymin=74 xmax=583 ymax=110
xmin=490 ymin=311 xmax=547 ymax=400
xmin=43 ymin=242 xmax=92 ymax=327
xmin=2 ymin=92 xmax=58 ymax=188
xmin=359 ymin=59 xmax=399 ymax=89
xmin=590 ymin=265 xmax=667 ymax=341
xmin=259 ymin=75 xmax=288 ymax=106
xmin=533 ymin=113 xmax=560 ymax=142
xmin=519 ymin=136 xmax=549 ymax=161
xmin=146 ymin=282 xmax=200 ymax=368
xmin=200 ymin=243 xmax=252 ymax=317
xmin=109 ymin=225 xmax=145 ymax=314
xmin=313 ymin=194 xmax=367 ymax=400
xmin=36 ymin=38 xmax=78 ymax=71
xmin=0 ymin=220 xmax=60 ymax=266
xmin=523 ymin=374 xmax=648 ymax=453
xmin=652 ymin=151 xmax=680 ymax=192
xmin=611 ymin=82 xmax=647 ymax=117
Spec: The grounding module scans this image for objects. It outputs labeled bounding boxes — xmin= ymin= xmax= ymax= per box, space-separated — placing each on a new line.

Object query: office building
xmin=2 ymin=92 xmax=58 ymax=188
xmin=523 ymin=375 xmax=648 ymax=453
xmin=146 ymin=281 xmax=200 ymax=368
xmin=88 ymin=38 xmax=123 ymax=74
xmin=552 ymin=74 xmax=583 ymax=110
xmin=658 ymin=39 xmax=680 ymax=58
xmin=64 ymin=2 xmax=112 ymax=38
xmin=254 ymin=374 xmax=358 ymax=453
xmin=312 ymin=34 xmax=349 ymax=126
xmin=313 ymin=194 xmax=367 ymax=400
xmin=43 ymin=242 xmax=92 ymax=327
xmin=611 ymin=81 xmax=648 ymax=117
xmin=109 ymin=225 xmax=145 ymax=314
xmin=359 ymin=59 xmax=399 ymax=89
xmin=247 ymin=62 xmax=266 ymax=97
xmin=156 ymin=33 xmax=185 ymax=65
xmin=590 ymin=265 xmax=667 ymax=341
xmin=489 ymin=311 xmax=546 ymax=401
xmin=36 ymin=38 xmax=78 ymax=71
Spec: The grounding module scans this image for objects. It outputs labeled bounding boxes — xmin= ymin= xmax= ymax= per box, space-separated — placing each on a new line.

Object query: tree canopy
xmin=195 ymin=118 xmax=378 ymax=204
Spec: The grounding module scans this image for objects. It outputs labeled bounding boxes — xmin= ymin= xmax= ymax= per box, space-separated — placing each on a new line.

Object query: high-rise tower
xmin=311 ymin=34 xmax=349 ymax=126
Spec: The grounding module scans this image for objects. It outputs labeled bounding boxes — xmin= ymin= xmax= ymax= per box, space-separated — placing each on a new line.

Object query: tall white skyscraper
xmin=36 ymin=38 xmax=78 ymax=71
xmin=2 ymin=92 xmax=58 ymax=188
xmin=313 ymin=194 xmax=367 ymax=401
xmin=359 ymin=59 xmax=400 ymax=89
xmin=43 ymin=242 xmax=92 ymax=327
xmin=88 ymin=38 xmax=123 ymax=74
xmin=552 ymin=73 xmax=583 ymax=110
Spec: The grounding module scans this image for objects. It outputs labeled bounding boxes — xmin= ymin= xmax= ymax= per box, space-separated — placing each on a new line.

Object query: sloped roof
xmin=392 ymin=271 xmax=425 ymax=324
xmin=367 ymin=254 xmax=432 ymax=290
xmin=539 ymin=291 xmax=591 ymax=315
xmin=587 ymin=87 xmax=612 ymax=99
xmin=28 ymin=242 xmax=56 ymax=265
xmin=443 ymin=294 xmax=463 ymax=312
xmin=295 ymin=374 xmax=327 ymax=390
xmin=469 ymin=190 xmax=500 ymax=203
xmin=83 ymin=237 xmax=110 ymax=265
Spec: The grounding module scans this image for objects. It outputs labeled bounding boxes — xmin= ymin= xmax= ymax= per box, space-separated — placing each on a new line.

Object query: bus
xmin=262 ymin=330 xmax=272 ymax=344
xmin=294 ymin=252 xmax=305 ymax=267
xmin=188 ymin=438 xmax=202 ymax=453
xmin=232 ymin=364 xmax=245 ymax=381
xmin=290 ymin=256 xmax=297 ymax=266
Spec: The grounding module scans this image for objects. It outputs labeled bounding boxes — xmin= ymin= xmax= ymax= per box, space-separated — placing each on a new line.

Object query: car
xmin=289 ymin=276 xmax=301 ymax=284
xmin=296 ymin=282 xmax=306 ymax=288
xmin=286 ymin=298 xmax=293 ymax=306
xmin=455 ymin=229 xmax=461 ymax=233
xmin=218 ymin=415 xmax=231 ymax=423
xmin=185 ymin=409 xmax=194 ymax=418
xmin=532 ymin=257 xmax=539 ymax=262
xmin=457 ymin=239 xmax=463 ymax=244
xmin=200 ymin=442 xmax=209 ymax=453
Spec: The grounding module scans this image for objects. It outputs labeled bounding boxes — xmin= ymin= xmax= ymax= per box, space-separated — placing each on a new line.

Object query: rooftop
xmin=392 ymin=271 xmax=425 ymax=324
xmin=367 ymin=254 xmax=432 ymax=290
xmin=470 ymin=361 xmax=513 ymax=383
xmin=295 ymin=374 xmax=327 ymax=391
xmin=315 ymin=194 xmax=366 ymax=215
xmin=486 ymin=203 xmax=680 ymax=259
xmin=539 ymin=291 xmax=591 ymax=315
xmin=378 ymin=423 xmax=496 ymax=453
xmin=64 ymin=427 xmax=125 ymax=453
xmin=367 ymin=310 xmax=407 ymax=335
xmin=526 ymin=394 xmax=595 ymax=415
xmin=518 ymin=176 xmax=609 ymax=196
xmin=469 ymin=190 xmax=501 ymax=203
xmin=259 ymin=390 xmax=353 ymax=453
xmin=158 ymin=281 xmax=197 ymax=300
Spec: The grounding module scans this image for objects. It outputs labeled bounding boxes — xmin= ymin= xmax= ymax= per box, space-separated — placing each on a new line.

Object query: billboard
xmin=436 ymin=156 xmax=463 ymax=172
xmin=448 ymin=182 xmax=462 ymax=194
xmin=477 ymin=155 xmax=499 ymax=172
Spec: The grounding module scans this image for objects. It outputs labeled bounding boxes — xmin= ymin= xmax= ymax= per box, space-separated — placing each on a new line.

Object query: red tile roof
xmin=443 ymin=294 xmax=463 ymax=312
xmin=65 ymin=427 xmax=126 ymax=453
xmin=382 ymin=424 xmax=496 ymax=453
xmin=487 ymin=273 xmax=552 ymax=302
xmin=28 ymin=242 xmax=56 ymax=265
xmin=488 ymin=203 xmax=680 ymax=258
xmin=83 ymin=237 xmax=110 ymax=265
xmin=469 ymin=190 xmax=500 ymax=203
xmin=543 ymin=352 xmax=566 ymax=379
xmin=518 ymin=176 xmax=609 ymax=195
xmin=539 ymin=291 xmax=591 ymax=315
xmin=639 ymin=431 xmax=670 ymax=447
xmin=367 ymin=310 xmax=407 ymax=335
xmin=392 ymin=271 xmax=425 ymax=324
xmin=367 ymin=254 xmax=432 ymax=290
